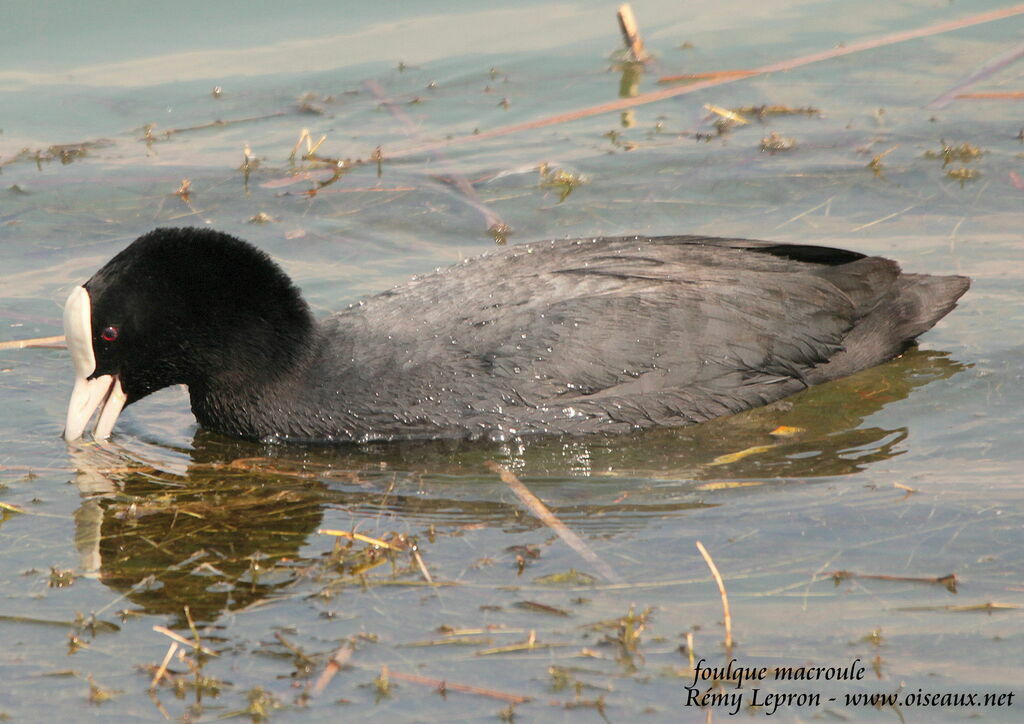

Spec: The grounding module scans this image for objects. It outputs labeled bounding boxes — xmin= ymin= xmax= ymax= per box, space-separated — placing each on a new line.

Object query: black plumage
xmin=73 ymin=228 xmax=969 ymax=443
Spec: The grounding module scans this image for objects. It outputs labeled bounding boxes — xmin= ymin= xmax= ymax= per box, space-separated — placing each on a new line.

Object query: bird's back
xmin=296 ymin=236 xmax=968 ymax=442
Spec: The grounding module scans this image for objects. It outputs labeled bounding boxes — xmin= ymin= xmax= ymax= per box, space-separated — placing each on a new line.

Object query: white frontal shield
xmin=63 ymin=286 xmax=126 ymax=441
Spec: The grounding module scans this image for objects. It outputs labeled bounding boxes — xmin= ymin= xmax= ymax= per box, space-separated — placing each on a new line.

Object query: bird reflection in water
xmin=66 ymin=348 xmax=963 ymax=625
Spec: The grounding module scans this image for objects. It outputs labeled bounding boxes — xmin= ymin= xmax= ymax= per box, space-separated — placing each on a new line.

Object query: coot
xmin=63 ymin=228 xmax=968 ymax=444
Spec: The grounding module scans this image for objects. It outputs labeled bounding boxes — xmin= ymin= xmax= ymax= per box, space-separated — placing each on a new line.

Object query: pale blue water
xmin=1 ymin=1 xmax=1022 ymax=721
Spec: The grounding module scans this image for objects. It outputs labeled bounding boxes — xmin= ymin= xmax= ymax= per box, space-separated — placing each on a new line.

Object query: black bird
xmin=63 ymin=228 xmax=968 ymax=444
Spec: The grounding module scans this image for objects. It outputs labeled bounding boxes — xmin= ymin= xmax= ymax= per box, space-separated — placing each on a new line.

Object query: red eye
xmin=101 ymin=326 xmax=119 ymax=342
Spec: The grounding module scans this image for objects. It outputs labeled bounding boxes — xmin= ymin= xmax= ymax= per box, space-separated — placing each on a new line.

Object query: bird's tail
xmin=895 ymin=273 xmax=971 ymax=341
xmin=807 ymin=268 xmax=969 ymax=384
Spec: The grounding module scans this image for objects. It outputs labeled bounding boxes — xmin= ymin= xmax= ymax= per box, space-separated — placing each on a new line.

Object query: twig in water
xmin=486 ymin=461 xmax=620 ymax=583
xmin=617 ymin=4 xmax=649 ymax=63
xmin=274 ymin=632 xmax=314 ymax=666
xmin=317 ymin=528 xmax=404 ymax=551
xmin=896 ymin=601 xmax=1019 ymax=613
xmin=149 ymin=642 xmax=179 ymax=690
xmin=183 ymin=605 xmax=201 ymax=652
xmin=830 ymin=570 xmax=958 ymax=593
xmin=849 ymin=204 xmax=917 ymax=232
xmin=152 ymin=625 xmax=218 ymax=656
xmin=928 ymin=41 xmax=1024 ymax=108
xmin=955 ymin=91 xmax=1024 ymax=99
xmin=695 ymin=540 xmax=733 ymax=651
xmin=289 ymin=128 xmax=327 ymax=163
xmin=140 ymin=112 xmax=287 ymax=142
xmin=658 ymin=70 xmax=756 ymax=84
xmin=387 ymin=669 xmax=533 ymax=704
xmin=775 ymin=196 xmax=835 ymax=230
xmin=411 ymin=548 xmax=433 ymax=584
xmin=311 ymin=642 xmax=354 ymax=696
xmin=0 ymin=335 xmax=66 ymax=350
xmin=704 ymin=104 xmax=750 ymax=126
xmin=292 ymin=185 xmax=415 ymax=195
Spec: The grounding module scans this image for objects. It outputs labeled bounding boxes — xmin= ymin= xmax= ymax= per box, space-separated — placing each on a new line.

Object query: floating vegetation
xmin=0 ymin=501 xmax=26 ymax=515
xmin=534 ymin=569 xmax=596 ymax=586
xmin=289 ymin=128 xmax=327 ymax=164
xmin=732 ymin=104 xmax=820 ymax=119
xmin=49 ymin=144 xmax=89 ymax=165
xmin=538 ymin=163 xmax=586 ymax=202
xmin=239 ymin=143 xmax=260 ymax=185
xmin=489 ymin=222 xmax=512 ymax=245
xmin=514 ymin=601 xmax=571 ymax=617
xmin=924 ymin=140 xmax=983 ymax=166
xmin=87 ymin=675 xmax=122 ymax=705
xmin=769 ymin=425 xmax=804 ymax=437
xmin=0 ymin=139 xmax=112 ymax=169
xmin=606 ymin=604 xmax=650 ymax=668
xmin=704 ymin=103 xmax=750 ymax=135
xmin=246 ymin=212 xmax=277 ymax=224
xmin=760 ymin=131 xmax=796 ymax=154
xmin=297 ymin=98 xmax=326 ymax=115
xmin=508 ymin=543 xmax=541 ymax=574
xmin=603 ymin=128 xmax=637 ymax=150
xmin=946 ymin=167 xmax=979 ymax=186
xmin=867 ymin=145 xmax=898 ymax=177
xmin=860 ymin=628 xmax=884 ymax=647
xmin=370 ymin=145 xmax=384 ymax=177
xmin=67 ymin=633 xmax=87 ymax=655
xmin=695 ymin=103 xmax=820 ymax=140
xmin=705 ymin=104 xmax=750 ymax=127
xmin=49 ymin=566 xmax=75 ymax=588
xmin=280 ymin=129 xmax=365 ymax=196
xmin=175 ymin=179 xmax=192 ymax=201
xmin=372 ymin=666 xmax=392 ymax=702
xmin=241 ymin=686 xmax=282 ymax=720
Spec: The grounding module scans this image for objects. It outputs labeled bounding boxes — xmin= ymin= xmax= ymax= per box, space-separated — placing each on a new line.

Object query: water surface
xmin=1 ymin=1 xmax=1022 ymax=721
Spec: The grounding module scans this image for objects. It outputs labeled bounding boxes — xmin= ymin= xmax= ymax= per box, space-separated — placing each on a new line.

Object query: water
xmin=1 ymin=0 xmax=1022 ymax=720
